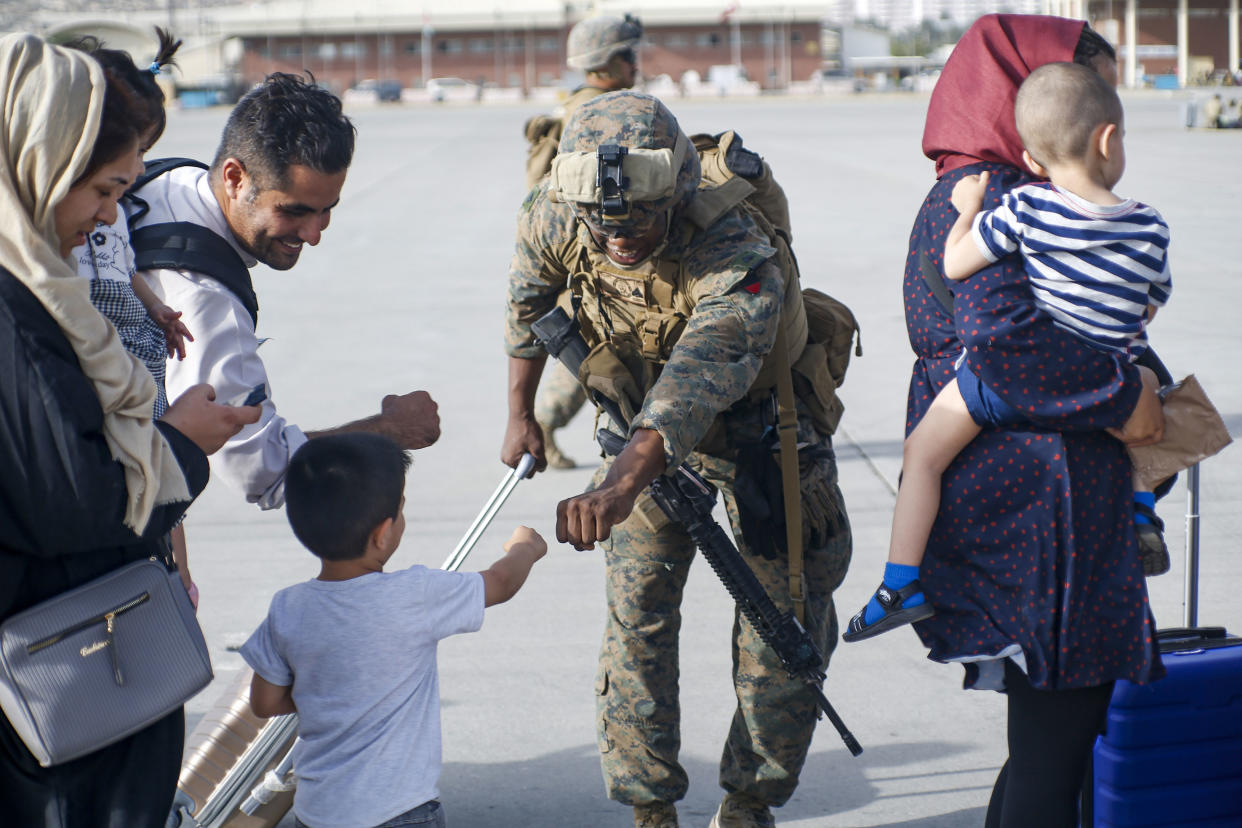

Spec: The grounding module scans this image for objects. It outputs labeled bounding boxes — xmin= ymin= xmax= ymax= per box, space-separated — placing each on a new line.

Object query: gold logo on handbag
xmin=79 ymin=640 xmax=109 ymax=658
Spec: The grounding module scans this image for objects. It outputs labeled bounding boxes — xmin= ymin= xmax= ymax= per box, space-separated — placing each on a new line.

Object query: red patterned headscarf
xmin=922 ymin=14 xmax=1085 ymax=177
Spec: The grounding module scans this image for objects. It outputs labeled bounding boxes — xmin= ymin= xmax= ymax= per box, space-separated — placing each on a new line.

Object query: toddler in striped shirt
xmin=845 ymin=60 xmax=1172 ymax=642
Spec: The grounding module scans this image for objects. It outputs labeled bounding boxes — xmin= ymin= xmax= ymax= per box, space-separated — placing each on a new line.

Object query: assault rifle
xmin=531 ymin=307 xmax=862 ymax=757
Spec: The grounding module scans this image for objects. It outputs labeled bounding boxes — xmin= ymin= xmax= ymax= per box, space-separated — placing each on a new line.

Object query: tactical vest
xmin=559 ymin=132 xmax=857 ymax=443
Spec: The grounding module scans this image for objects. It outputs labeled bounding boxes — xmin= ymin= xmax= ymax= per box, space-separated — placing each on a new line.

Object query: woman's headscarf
xmin=0 ymin=33 xmax=189 ymax=531
xmin=922 ymin=14 xmax=1085 ymax=177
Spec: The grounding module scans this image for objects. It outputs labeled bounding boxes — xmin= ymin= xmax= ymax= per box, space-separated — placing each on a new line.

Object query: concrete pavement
xmin=159 ymin=91 xmax=1241 ymax=827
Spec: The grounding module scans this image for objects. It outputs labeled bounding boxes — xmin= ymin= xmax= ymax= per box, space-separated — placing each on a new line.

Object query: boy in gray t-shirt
xmin=240 ymin=434 xmax=546 ymax=828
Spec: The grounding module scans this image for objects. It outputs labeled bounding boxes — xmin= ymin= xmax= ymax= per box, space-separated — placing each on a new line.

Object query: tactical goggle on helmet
xmin=548 ymin=130 xmax=689 ymax=232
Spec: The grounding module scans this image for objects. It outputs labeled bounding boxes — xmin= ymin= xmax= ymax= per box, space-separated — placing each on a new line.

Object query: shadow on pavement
xmin=435 ymin=738 xmax=995 ymax=827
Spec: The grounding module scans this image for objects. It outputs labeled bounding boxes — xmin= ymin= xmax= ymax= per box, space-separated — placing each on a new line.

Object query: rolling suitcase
xmin=1083 ymin=464 xmax=1242 ymax=827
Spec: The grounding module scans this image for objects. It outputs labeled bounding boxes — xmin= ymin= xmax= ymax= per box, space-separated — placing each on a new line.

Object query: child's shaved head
xmin=1015 ymin=61 xmax=1123 ymax=167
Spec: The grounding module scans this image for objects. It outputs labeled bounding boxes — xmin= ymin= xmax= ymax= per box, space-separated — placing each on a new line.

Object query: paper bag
xmin=1129 ymin=374 xmax=1234 ymax=491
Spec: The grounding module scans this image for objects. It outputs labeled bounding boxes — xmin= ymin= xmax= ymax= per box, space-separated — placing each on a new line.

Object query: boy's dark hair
xmin=211 ymin=72 xmax=356 ymax=191
xmin=66 ymin=27 xmax=182 ymax=151
xmin=285 ymin=434 xmax=411 ymax=561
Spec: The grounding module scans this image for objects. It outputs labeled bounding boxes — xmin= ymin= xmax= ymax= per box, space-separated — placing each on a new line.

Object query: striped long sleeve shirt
xmin=971 ymin=182 xmax=1171 ymax=358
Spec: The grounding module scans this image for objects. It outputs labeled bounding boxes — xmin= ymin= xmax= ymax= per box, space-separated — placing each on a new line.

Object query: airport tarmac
xmin=158 ymin=90 xmax=1241 ymax=827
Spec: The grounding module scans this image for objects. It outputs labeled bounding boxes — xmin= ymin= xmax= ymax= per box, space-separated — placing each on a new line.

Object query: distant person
xmin=131 ymin=73 xmax=441 ymax=510
xmin=1203 ymin=93 xmax=1223 ymax=127
xmin=895 ymin=15 xmax=1165 ymax=826
xmin=845 ymin=60 xmax=1173 ymax=642
xmin=240 ymin=433 xmax=546 ymax=828
xmin=521 ymin=12 xmax=643 ymax=468
xmin=1219 ymin=98 xmax=1241 ymax=127
xmin=68 ymin=27 xmax=206 ymax=608
xmin=0 ymin=32 xmax=256 ymax=827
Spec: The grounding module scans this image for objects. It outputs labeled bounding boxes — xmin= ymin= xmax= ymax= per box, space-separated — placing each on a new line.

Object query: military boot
xmin=709 ymin=792 xmax=775 ymax=828
xmin=539 ymin=421 xmax=577 ymax=469
xmin=633 ymin=801 xmax=679 ymax=828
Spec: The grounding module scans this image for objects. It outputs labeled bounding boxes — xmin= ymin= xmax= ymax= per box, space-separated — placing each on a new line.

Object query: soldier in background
xmin=502 ymin=91 xmax=852 ymax=828
xmin=521 ymin=13 xmax=642 ymax=468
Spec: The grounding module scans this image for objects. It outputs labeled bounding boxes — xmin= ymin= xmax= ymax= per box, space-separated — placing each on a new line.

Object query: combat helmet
xmin=566 ymin=14 xmax=643 ymax=71
xmin=548 ymin=91 xmax=701 ymax=232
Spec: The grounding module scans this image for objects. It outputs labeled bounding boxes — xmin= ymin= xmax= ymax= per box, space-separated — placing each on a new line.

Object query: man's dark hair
xmin=212 ymin=72 xmax=356 ymax=190
xmin=285 ymin=434 xmax=411 ymax=561
xmin=1073 ymin=24 xmax=1117 ymax=68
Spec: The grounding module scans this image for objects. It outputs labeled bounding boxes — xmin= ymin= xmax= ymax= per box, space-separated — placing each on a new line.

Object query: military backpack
xmin=687 ymin=131 xmax=862 ymax=435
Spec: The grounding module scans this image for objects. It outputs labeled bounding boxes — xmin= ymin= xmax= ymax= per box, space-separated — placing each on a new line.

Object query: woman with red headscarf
xmin=901 ymin=15 xmax=1165 ymax=826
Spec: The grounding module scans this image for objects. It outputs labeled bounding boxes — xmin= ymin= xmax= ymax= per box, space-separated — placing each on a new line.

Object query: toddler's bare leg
xmin=888 ymin=379 xmax=981 ymax=566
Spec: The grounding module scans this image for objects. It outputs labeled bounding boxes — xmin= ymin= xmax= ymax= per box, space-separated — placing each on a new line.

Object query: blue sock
xmin=1134 ymin=491 xmax=1156 ymax=525
xmin=864 ymin=562 xmax=924 ymax=625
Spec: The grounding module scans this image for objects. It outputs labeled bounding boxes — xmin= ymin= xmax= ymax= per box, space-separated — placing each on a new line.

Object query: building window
xmin=278 ymin=43 xmax=302 ymax=59
xmin=537 ymin=36 xmax=558 ymax=52
xmin=469 ymin=37 xmax=493 ymax=54
xmin=791 ymin=31 xmax=802 ymax=43
xmin=403 ymin=40 xmax=421 ymax=55
xmin=437 ymin=39 xmax=462 ymax=55
xmin=341 ymin=42 xmax=366 ymax=59
xmin=666 ymin=34 xmax=689 ymax=49
xmin=317 ymin=42 xmax=337 ymax=61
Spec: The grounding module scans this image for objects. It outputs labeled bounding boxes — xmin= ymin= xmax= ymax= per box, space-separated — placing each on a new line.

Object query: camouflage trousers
xmin=591 ymin=425 xmax=852 ymax=807
xmin=534 ymin=359 xmax=588 ymax=429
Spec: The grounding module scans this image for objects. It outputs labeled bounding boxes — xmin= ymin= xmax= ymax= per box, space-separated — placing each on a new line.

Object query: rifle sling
xmin=772 ymin=323 xmax=805 ymax=623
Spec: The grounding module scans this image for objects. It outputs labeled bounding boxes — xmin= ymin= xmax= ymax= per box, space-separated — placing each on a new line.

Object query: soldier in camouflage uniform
xmin=522 ymin=13 xmax=643 ymax=469
xmin=501 ymin=92 xmax=853 ymax=828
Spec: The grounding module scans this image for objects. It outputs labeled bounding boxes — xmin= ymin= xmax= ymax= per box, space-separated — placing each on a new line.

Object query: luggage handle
xmin=1157 ymin=626 xmax=1227 ymax=643
xmin=1183 ymin=463 xmax=1201 ymax=627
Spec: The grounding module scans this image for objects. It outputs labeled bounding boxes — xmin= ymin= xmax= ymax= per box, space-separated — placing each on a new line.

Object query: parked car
xmin=426 ymin=77 xmax=480 ymax=103
xmin=344 ymin=78 xmax=403 ymax=104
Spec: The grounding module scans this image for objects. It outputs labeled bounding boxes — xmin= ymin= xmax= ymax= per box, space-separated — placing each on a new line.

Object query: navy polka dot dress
xmin=904 ymin=162 xmax=1163 ymax=691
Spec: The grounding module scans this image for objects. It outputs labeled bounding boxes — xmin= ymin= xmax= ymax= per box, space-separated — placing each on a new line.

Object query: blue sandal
xmin=1134 ymin=502 xmax=1170 ymax=577
xmin=842 ymin=580 xmax=935 ymax=642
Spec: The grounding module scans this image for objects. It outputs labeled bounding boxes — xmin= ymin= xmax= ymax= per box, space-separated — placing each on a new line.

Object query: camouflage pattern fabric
xmin=592 ymin=407 xmax=851 ymax=806
xmin=566 ymin=14 xmax=643 ymax=71
xmin=523 ymin=85 xmax=609 ymax=191
xmin=505 ymin=186 xmax=779 ymax=470
xmin=557 ymin=91 xmax=701 ymax=224
xmin=534 ymin=358 xmax=588 ymax=429
xmin=504 ymin=90 xmax=853 ymax=808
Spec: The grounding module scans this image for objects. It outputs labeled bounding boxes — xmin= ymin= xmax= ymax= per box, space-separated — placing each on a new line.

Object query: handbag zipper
xmin=26 ymin=592 xmax=150 ymax=686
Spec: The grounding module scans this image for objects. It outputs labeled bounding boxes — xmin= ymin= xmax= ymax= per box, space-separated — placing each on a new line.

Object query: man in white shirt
xmin=134 ymin=73 xmax=440 ymax=509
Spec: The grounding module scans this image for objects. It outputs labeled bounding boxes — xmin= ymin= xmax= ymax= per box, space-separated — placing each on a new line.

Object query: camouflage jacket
xmin=522 ymin=86 xmax=610 ymax=190
xmin=505 ymin=186 xmax=788 ymax=469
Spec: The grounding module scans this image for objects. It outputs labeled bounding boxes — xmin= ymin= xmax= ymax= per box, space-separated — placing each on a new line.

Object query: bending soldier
xmin=523 ymin=13 xmax=642 ymax=468
xmin=502 ymin=91 xmax=853 ymax=828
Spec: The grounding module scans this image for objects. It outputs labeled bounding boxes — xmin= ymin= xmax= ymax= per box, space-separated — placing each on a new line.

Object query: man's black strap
xmin=131 ymin=222 xmax=259 ymax=327
xmin=126 ymin=158 xmax=209 ymax=224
